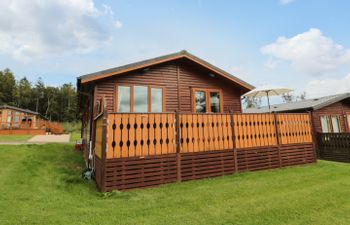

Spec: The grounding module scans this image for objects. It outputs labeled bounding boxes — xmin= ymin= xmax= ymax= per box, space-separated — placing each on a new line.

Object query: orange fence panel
xmin=106 ymin=113 xmax=176 ymax=159
xmin=233 ymin=114 xmax=277 ymax=148
xmin=104 ymin=112 xmax=313 ymax=158
xmin=94 ymin=115 xmax=103 ymax=159
xmin=179 ymin=114 xmax=233 ymax=152
xmin=276 ymin=114 xmax=313 ymax=145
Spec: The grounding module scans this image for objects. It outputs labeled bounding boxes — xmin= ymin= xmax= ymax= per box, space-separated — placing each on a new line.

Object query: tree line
xmin=0 ymin=68 xmax=78 ymax=122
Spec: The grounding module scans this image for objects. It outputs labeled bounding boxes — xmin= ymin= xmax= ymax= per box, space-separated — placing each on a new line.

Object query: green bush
xmin=60 ymin=121 xmax=81 ymax=134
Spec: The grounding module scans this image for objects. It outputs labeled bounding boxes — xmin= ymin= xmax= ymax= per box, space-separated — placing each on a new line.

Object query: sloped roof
xmin=77 ymin=50 xmax=254 ymax=91
xmin=244 ymin=93 xmax=350 ymax=113
xmin=0 ymin=105 xmax=39 ymax=115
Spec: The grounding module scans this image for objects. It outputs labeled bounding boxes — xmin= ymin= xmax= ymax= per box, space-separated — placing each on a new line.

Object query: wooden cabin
xmin=77 ymin=50 xmax=254 ymax=158
xmin=244 ymin=93 xmax=350 ymax=134
xmin=77 ymin=51 xmax=316 ymax=191
xmin=0 ymin=105 xmax=47 ymax=135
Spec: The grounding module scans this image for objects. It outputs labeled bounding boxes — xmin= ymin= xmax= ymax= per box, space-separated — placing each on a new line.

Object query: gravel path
xmin=28 ymin=134 xmax=70 ymax=143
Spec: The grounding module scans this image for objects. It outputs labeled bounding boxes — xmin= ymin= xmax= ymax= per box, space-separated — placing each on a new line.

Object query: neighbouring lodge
xmin=77 ymin=51 xmax=316 ymax=191
xmin=0 ymin=105 xmax=47 ymax=135
xmin=244 ymin=93 xmax=350 ymax=163
xmin=244 ymin=93 xmax=350 ymax=134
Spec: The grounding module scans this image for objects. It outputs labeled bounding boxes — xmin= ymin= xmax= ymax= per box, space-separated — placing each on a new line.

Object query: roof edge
xmin=78 ymin=50 xmax=254 ymax=91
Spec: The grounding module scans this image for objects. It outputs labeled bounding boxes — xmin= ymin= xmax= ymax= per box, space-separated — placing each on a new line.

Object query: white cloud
xmin=0 ymin=0 xmax=120 ymax=62
xmin=304 ymin=74 xmax=350 ymax=98
xmin=279 ymin=0 xmax=295 ymax=5
xmin=261 ymin=28 xmax=350 ymax=75
xmin=115 ymin=20 xmax=123 ymax=29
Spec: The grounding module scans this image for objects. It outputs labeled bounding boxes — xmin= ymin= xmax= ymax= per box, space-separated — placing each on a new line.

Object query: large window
xmin=134 ymin=86 xmax=148 ymax=112
xmin=320 ymin=115 xmax=331 ymax=133
xmin=117 ymin=86 xmax=130 ymax=112
xmin=151 ymin=87 xmax=163 ymax=112
xmin=193 ymin=89 xmax=222 ymax=113
xmin=116 ymin=85 xmax=164 ymax=112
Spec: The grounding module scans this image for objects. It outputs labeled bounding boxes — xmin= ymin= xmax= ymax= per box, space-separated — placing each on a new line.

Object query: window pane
xmin=117 ymin=86 xmax=130 ymax=112
xmin=134 ymin=86 xmax=148 ymax=112
xmin=331 ymin=115 xmax=341 ymax=133
xmin=348 ymin=115 xmax=350 ymax=130
xmin=151 ymin=88 xmax=162 ymax=112
xmin=7 ymin=111 xmax=12 ymax=123
xmin=195 ymin=91 xmax=206 ymax=113
xmin=320 ymin=116 xmax=330 ymax=133
xmin=210 ymin=92 xmax=220 ymax=113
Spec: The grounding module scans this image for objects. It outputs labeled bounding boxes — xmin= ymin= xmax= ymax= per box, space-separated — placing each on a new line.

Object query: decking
xmin=92 ymin=111 xmax=316 ymax=191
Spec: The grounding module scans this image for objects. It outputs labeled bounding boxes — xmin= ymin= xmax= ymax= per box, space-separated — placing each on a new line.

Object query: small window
xmin=151 ymin=87 xmax=163 ymax=112
xmin=331 ymin=115 xmax=342 ymax=133
xmin=117 ymin=86 xmax=131 ymax=112
xmin=320 ymin=115 xmax=331 ymax=133
xmin=193 ymin=89 xmax=222 ymax=113
xmin=133 ymin=86 xmax=148 ymax=112
xmin=347 ymin=114 xmax=350 ymax=131
xmin=195 ymin=91 xmax=207 ymax=113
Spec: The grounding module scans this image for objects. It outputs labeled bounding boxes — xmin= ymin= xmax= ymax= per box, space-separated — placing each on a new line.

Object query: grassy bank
xmin=0 ymin=135 xmax=33 ymax=142
xmin=1 ymin=144 xmax=350 ymax=225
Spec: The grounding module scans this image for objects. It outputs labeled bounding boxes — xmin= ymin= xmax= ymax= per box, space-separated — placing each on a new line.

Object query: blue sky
xmin=1 ymin=0 xmax=350 ymax=102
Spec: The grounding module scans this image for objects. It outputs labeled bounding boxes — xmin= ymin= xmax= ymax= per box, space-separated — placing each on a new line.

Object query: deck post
xmin=274 ymin=113 xmax=282 ymax=168
xmin=175 ymin=110 xmax=182 ymax=182
xmin=230 ymin=111 xmax=238 ymax=173
xmin=100 ymin=110 xmax=108 ymax=192
xmin=308 ymin=111 xmax=318 ymax=162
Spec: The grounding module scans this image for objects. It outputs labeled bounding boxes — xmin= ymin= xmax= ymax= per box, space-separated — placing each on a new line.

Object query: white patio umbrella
xmin=243 ymin=86 xmax=293 ymax=112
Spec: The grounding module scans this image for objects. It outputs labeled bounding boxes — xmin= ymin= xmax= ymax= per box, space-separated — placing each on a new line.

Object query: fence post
xmin=100 ymin=110 xmax=108 ymax=192
xmin=175 ymin=110 xmax=182 ymax=182
xmin=230 ymin=111 xmax=238 ymax=173
xmin=308 ymin=111 xmax=318 ymax=161
xmin=274 ymin=113 xmax=282 ymax=168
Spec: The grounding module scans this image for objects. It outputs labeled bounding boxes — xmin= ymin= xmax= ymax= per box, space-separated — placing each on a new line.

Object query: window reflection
xmin=151 ymin=88 xmax=162 ymax=112
xmin=210 ymin=92 xmax=220 ymax=113
xmin=134 ymin=86 xmax=148 ymax=112
xmin=195 ymin=91 xmax=206 ymax=113
xmin=118 ymin=86 xmax=130 ymax=112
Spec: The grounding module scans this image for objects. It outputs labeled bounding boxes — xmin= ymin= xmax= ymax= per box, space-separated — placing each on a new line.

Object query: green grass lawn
xmin=1 ymin=144 xmax=350 ymax=225
xmin=0 ymin=135 xmax=33 ymax=142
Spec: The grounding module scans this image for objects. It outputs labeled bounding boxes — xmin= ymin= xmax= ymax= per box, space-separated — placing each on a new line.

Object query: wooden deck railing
xmin=97 ymin=112 xmax=313 ymax=159
xmin=92 ymin=111 xmax=316 ymax=191
xmin=318 ymin=132 xmax=350 ymax=162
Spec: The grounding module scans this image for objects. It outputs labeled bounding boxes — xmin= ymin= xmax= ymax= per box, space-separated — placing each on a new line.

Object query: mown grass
xmin=1 ymin=144 xmax=350 ymax=225
xmin=0 ymin=135 xmax=33 ymax=142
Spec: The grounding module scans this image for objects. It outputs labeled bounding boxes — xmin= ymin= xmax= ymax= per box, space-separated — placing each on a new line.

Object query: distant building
xmin=0 ymin=105 xmax=43 ymax=129
xmin=244 ymin=93 xmax=350 ymax=133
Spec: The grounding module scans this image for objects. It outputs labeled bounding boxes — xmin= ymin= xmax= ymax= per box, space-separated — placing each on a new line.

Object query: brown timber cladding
xmin=311 ymin=101 xmax=350 ymax=133
xmin=94 ymin=112 xmax=316 ymax=191
xmin=92 ymin=60 xmax=243 ymax=114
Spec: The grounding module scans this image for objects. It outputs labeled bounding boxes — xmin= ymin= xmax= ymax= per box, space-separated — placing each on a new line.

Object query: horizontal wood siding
xmin=93 ymin=60 xmax=243 ymax=114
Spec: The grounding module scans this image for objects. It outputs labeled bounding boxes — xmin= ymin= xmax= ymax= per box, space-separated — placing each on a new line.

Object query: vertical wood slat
xmin=277 ymin=114 xmax=313 ymax=145
xmin=104 ymin=112 xmax=313 ymax=158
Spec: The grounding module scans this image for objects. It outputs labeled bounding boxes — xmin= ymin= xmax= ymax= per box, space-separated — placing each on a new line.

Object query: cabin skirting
xmin=95 ymin=143 xmax=315 ymax=191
